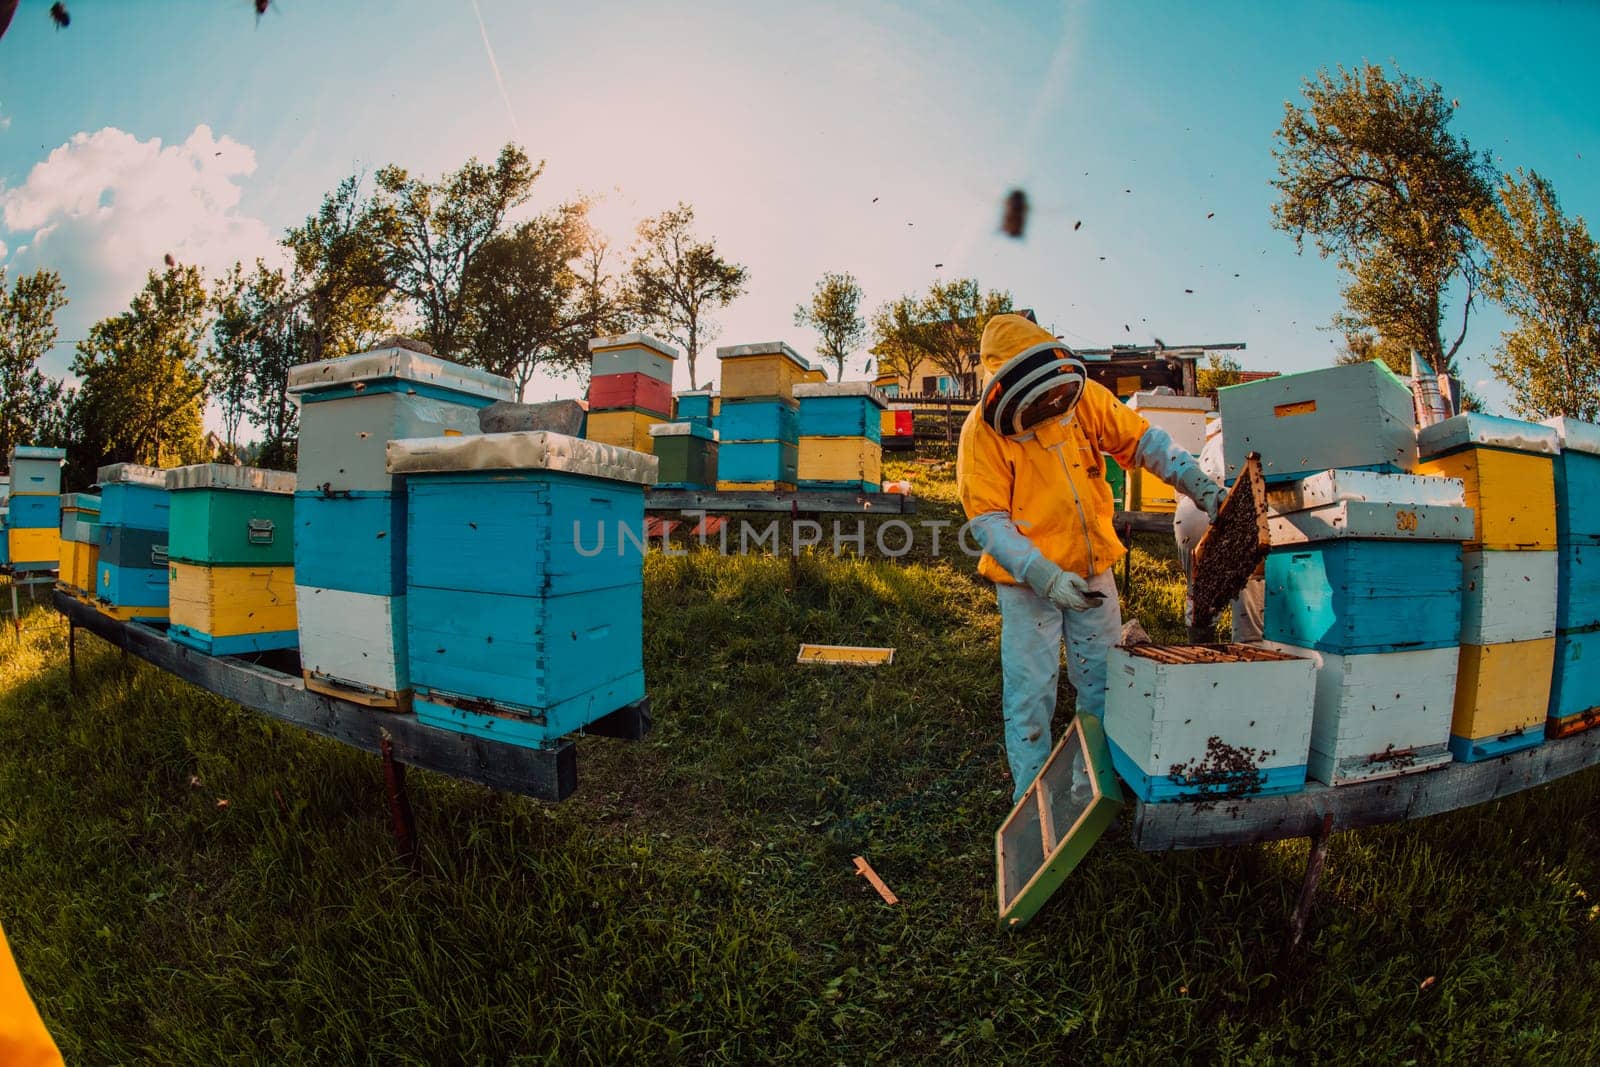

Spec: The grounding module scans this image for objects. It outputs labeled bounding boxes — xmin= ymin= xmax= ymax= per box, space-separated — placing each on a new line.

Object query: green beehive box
xmin=648 ymin=422 xmax=719 ymax=488
xmin=996 ymin=714 xmax=1123 ymax=930
xmin=164 ymin=465 xmax=297 ymax=566
xmin=1105 ymin=455 xmax=1126 ymax=511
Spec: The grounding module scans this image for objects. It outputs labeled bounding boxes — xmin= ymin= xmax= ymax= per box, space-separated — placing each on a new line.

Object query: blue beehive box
xmin=388 ymin=431 xmax=658 ymax=747
xmin=1544 ymin=417 xmax=1600 ymax=545
xmin=92 ymin=464 xmax=169 ymax=618
xmin=7 ymin=492 xmax=59 ymax=530
xmin=675 ymin=389 xmax=718 ymax=430
xmin=719 ymin=440 xmax=799 ymax=484
xmin=293 ymin=491 xmax=406 ymax=596
xmin=718 ymin=399 xmax=799 ymax=444
xmin=1264 ymin=540 xmax=1463 ymax=654
xmin=794 ymin=382 xmax=888 ymax=442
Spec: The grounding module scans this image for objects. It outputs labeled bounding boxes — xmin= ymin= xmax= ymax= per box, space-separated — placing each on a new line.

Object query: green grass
xmin=4 ymin=462 xmax=1600 ymax=1063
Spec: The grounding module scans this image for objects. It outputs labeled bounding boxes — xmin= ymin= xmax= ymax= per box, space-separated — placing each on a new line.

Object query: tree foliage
xmin=461 ymin=201 xmax=626 ymax=398
xmin=1196 ymin=352 xmax=1243 ymax=401
xmin=1469 ymin=169 xmax=1600 ymax=421
xmin=0 ymin=268 xmax=71 ymax=460
xmin=373 ymin=144 xmax=541 ymax=356
xmin=869 ymin=278 xmax=1013 ymax=392
xmin=210 ymin=261 xmax=308 ymax=469
xmin=282 ymin=173 xmax=395 ymax=365
xmin=627 ymin=203 xmax=749 ymax=389
xmin=1272 ymin=64 xmax=1495 ymax=378
xmin=793 ymin=271 xmax=866 ymax=381
xmin=1333 ymin=329 xmax=1412 ymax=377
xmin=70 ymin=265 xmax=211 ymax=470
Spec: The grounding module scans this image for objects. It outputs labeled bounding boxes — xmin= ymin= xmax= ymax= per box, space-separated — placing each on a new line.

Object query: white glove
xmin=1135 ymin=426 xmax=1225 ymax=520
xmin=1022 ymin=557 xmax=1094 ymax=612
xmin=1045 ymin=569 xmax=1094 ymax=612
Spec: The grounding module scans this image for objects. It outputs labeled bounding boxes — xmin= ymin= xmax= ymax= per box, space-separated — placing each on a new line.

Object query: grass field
xmin=4 ymin=458 xmax=1600 ymax=1063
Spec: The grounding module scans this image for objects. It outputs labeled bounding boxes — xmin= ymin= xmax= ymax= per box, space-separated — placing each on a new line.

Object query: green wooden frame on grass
xmin=996 ymin=715 xmax=1124 ymax=930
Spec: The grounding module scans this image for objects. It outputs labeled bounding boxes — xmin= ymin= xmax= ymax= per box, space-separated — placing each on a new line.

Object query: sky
xmin=1 ymin=0 xmax=1597 ymax=429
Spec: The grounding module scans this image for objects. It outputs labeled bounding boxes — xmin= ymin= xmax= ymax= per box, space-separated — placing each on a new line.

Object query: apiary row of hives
xmin=1105 ymin=359 xmax=1600 ymax=802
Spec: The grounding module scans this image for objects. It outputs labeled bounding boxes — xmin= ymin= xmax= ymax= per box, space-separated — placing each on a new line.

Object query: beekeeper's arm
xmin=0 ymin=922 xmax=63 ymax=1067
xmin=956 ymin=416 xmax=1094 ymax=611
xmin=1082 ymin=382 xmax=1223 ymax=519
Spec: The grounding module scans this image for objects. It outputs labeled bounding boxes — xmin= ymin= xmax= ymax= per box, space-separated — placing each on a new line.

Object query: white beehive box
xmin=295 ymin=587 xmax=409 ymax=697
xmin=1103 ymin=644 xmax=1316 ymax=802
xmin=1127 ymin=391 xmax=1213 ymax=455
xmin=1460 ymin=549 xmax=1558 ymax=644
xmin=1265 ymin=643 xmax=1457 ymax=785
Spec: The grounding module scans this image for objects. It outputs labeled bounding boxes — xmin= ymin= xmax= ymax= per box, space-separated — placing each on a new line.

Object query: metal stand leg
xmin=68 ymin=621 xmax=77 ymax=691
xmin=380 ymin=731 xmax=419 ymax=872
xmin=1278 ymin=813 xmax=1335 ymax=970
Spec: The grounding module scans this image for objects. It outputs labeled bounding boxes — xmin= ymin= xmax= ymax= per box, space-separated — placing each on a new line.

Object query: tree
xmin=460 ymin=201 xmax=621 ymax=398
xmin=1469 ymin=169 xmax=1600 ymax=421
xmin=1333 ymin=329 xmax=1411 ymax=376
xmin=1272 ymin=64 xmax=1496 ymax=380
xmin=0 ymin=268 xmax=71 ymax=459
xmin=373 ymin=144 xmax=541 ymax=356
xmin=793 ymin=271 xmax=866 ymax=381
xmin=1196 ymin=352 xmax=1244 ymax=401
xmin=71 ymin=264 xmax=210 ymax=470
xmin=868 ymin=278 xmax=1013 ymax=393
xmin=282 ymin=173 xmax=395 ymax=365
xmin=627 ymin=203 xmax=749 ymax=389
xmin=210 ymin=260 xmax=308 ymax=469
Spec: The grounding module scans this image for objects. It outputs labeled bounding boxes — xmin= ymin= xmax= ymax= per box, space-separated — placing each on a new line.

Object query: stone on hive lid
xmin=477 ymin=399 xmax=586 ymax=437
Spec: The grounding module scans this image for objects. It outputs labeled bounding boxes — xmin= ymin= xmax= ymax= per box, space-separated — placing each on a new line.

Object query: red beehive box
xmin=588 ymin=371 xmax=672 ymax=416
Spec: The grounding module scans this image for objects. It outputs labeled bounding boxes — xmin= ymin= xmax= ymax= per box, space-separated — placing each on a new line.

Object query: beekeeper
xmin=1173 ymin=414 xmax=1265 ymax=642
xmin=957 ymin=314 xmax=1224 ymax=801
xmin=0 ymin=921 xmax=62 ymax=1067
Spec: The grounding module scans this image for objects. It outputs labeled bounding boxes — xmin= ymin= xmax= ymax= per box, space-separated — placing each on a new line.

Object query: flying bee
xmin=999 ymin=189 xmax=1028 ymax=238
xmin=49 ymin=2 xmax=69 ymax=28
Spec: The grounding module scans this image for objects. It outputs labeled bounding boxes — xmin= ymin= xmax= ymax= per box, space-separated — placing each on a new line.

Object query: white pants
xmin=995 ymin=568 xmax=1122 ymax=801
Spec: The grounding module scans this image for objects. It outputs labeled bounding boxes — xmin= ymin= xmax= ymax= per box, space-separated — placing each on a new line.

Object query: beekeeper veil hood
xmin=979 ymin=314 xmax=1088 ymax=439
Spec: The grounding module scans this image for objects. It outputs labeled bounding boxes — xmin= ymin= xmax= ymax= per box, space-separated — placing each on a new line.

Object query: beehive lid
xmin=586 ymin=332 xmax=680 ymax=359
xmin=1542 ymin=416 xmax=1600 ymax=457
xmin=286 ymin=345 xmax=517 ymax=401
xmin=648 ymin=421 xmax=719 ymax=441
xmin=792 ymin=381 xmax=891 ymax=409
xmin=95 ymin=463 xmax=167 ymax=488
xmin=1266 ymin=468 xmax=1466 ymax=513
xmin=1417 ymin=414 xmax=1559 ymax=458
xmin=163 ymin=464 xmax=296 ymax=494
xmin=1121 ymin=642 xmax=1306 ymax=664
xmin=9 ymin=445 xmax=66 ymax=462
xmin=1126 ymin=391 xmax=1214 ymax=413
xmin=996 ymin=714 xmax=1122 ymax=930
xmin=386 ymin=431 xmax=659 ymax=486
xmin=715 ymin=341 xmax=812 ymax=370
xmin=61 ymin=493 xmax=101 ymax=510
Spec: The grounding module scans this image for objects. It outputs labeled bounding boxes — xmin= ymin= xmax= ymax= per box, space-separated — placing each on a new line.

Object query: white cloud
xmin=1 ymin=124 xmax=278 ymax=375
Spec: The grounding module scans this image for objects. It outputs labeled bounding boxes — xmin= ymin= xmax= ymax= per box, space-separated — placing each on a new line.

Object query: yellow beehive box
xmin=8 ymin=527 xmax=59 ymax=566
xmin=797 ymin=436 xmax=881 ymax=485
xmin=1130 ymin=470 xmax=1178 ymax=514
xmin=799 ymin=364 xmax=828 ymax=384
xmin=1416 ymin=415 xmax=1557 ymax=551
xmin=58 ymin=539 xmax=98 ymax=594
xmin=1450 ymin=638 xmax=1555 ymax=754
xmin=717 ymin=342 xmax=815 ymax=401
xmin=168 ymin=563 xmax=298 ymax=640
xmin=585 ymin=408 xmax=659 ymax=454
